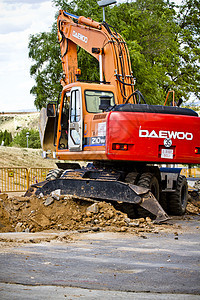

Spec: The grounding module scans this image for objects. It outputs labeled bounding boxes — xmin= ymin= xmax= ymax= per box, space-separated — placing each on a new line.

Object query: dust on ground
xmin=0 ymin=191 xmax=199 ymax=245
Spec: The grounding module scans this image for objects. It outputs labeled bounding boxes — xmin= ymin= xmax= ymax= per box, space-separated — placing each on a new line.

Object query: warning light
xmin=76 ymin=68 xmax=81 ymax=75
xmin=116 ymin=144 xmax=120 ymax=150
xmin=75 ymin=68 xmax=81 ymax=81
xmin=112 ymin=143 xmax=128 ymax=150
xmin=195 ymin=147 xmax=200 ymax=154
xmin=123 ymin=144 xmax=128 ymax=150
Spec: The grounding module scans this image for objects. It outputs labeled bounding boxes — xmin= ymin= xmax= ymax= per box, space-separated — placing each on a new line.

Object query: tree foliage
xmin=28 ymin=0 xmax=200 ymax=109
xmin=0 ymin=130 xmax=12 ymax=146
xmin=11 ymin=129 xmax=41 ymax=149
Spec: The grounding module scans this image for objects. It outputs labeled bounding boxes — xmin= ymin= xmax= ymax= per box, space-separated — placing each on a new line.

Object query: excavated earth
xmin=0 ymin=191 xmax=199 ymax=240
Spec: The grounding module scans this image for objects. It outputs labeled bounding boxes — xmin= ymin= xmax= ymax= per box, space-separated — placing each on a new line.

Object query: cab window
xmin=85 ymin=90 xmax=115 ymax=113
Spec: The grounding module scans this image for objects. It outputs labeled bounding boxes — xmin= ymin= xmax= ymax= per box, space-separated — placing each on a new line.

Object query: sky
xmin=0 ymin=0 xmax=191 ymax=112
xmin=0 ymin=0 xmax=57 ymax=112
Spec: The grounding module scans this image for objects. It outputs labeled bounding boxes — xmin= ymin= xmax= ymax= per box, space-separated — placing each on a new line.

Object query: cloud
xmin=0 ymin=0 xmax=57 ymax=111
xmin=3 ymin=0 xmax=50 ymax=3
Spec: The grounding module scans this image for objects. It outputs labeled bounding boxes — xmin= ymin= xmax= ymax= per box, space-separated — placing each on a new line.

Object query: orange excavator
xmin=32 ymin=10 xmax=200 ymax=223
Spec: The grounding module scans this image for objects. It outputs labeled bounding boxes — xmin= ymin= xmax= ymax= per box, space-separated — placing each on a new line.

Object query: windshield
xmin=85 ymin=90 xmax=115 ymax=113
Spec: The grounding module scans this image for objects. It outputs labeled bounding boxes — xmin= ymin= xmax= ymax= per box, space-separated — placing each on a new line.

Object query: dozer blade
xmin=139 ymin=192 xmax=169 ymax=223
xmin=27 ymin=178 xmax=169 ymax=223
xmin=39 ymin=107 xmax=56 ymax=156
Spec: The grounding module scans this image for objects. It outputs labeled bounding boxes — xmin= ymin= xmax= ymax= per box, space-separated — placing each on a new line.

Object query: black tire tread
xmin=168 ymin=175 xmax=188 ymax=215
xmin=136 ymin=172 xmax=160 ymax=219
xmin=46 ymin=168 xmax=63 ymax=181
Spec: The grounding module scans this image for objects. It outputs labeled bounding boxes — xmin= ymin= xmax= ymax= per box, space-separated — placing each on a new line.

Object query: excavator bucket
xmin=26 ymin=178 xmax=169 ymax=224
xmin=38 ymin=107 xmax=56 ymax=157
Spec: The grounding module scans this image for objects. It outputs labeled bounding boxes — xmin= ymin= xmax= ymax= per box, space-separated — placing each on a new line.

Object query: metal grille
xmin=0 ymin=167 xmax=52 ymax=192
xmin=28 ymin=168 xmax=52 ymax=186
xmin=181 ymin=168 xmax=200 ymax=178
xmin=0 ymin=167 xmax=29 ymax=192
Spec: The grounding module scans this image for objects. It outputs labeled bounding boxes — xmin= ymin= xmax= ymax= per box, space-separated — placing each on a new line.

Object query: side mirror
xmin=99 ymin=96 xmax=111 ymax=111
xmin=47 ymin=103 xmax=56 ymax=117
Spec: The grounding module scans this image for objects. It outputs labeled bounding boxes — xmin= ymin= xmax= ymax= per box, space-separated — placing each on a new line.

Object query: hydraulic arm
xmin=57 ymin=10 xmax=135 ymax=104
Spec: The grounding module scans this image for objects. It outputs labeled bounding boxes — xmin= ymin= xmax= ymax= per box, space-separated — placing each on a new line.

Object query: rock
xmin=13 ymin=200 xmax=19 ymax=205
xmin=124 ymin=217 xmax=131 ymax=224
xmin=86 ymin=211 xmax=92 ymax=217
xmin=51 ymin=189 xmax=61 ymax=200
xmin=129 ymin=220 xmax=140 ymax=227
xmin=146 ymin=217 xmax=152 ymax=224
xmin=31 ymin=213 xmax=51 ymax=227
xmin=37 ymin=192 xmax=44 ymax=199
xmin=44 ymin=197 xmax=54 ymax=206
xmin=86 ymin=203 xmax=99 ymax=214
xmin=15 ymin=222 xmax=23 ymax=232
xmin=0 ymin=193 xmax=8 ymax=201
xmin=120 ymin=226 xmax=128 ymax=232
xmin=138 ymin=218 xmax=145 ymax=223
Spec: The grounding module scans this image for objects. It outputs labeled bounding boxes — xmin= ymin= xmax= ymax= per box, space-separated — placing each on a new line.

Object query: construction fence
xmin=0 ymin=167 xmax=200 ymax=193
xmin=0 ymin=167 xmax=52 ymax=193
xmin=181 ymin=167 xmax=200 ymax=178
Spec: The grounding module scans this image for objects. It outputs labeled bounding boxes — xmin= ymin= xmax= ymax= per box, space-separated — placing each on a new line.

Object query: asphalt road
xmin=0 ymin=217 xmax=199 ymax=299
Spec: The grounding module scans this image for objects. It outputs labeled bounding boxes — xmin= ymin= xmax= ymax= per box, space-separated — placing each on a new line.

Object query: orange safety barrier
xmin=0 ymin=167 xmax=52 ymax=193
xmin=181 ymin=168 xmax=200 ymax=178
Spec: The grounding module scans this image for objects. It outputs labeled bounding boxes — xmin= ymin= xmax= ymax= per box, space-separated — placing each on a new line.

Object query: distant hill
xmin=0 ymin=112 xmax=39 ymax=137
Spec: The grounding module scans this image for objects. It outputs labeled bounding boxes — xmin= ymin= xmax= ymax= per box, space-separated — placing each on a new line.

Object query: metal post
xmin=99 ymin=52 xmax=103 ymax=83
xmin=26 ymin=132 xmax=29 ymax=148
xmin=97 ymin=0 xmax=117 ymax=22
xmin=103 ymin=7 xmax=105 ymax=22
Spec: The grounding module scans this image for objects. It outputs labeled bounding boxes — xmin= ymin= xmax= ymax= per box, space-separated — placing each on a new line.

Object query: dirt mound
xmin=0 ymin=193 xmax=159 ymax=235
xmin=0 ymin=192 xmax=199 ymax=235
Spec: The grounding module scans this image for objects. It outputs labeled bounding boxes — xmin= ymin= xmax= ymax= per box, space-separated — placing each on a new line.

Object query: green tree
xmin=28 ymin=0 xmax=200 ymax=108
xmin=0 ymin=130 xmax=12 ymax=146
xmin=11 ymin=129 xmax=41 ymax=149
xmin=176 ymin=0 xmax=200 ymax=102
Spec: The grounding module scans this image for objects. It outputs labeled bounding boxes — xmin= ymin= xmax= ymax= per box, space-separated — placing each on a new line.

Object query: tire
xmin=125 ymin=172 xmax=139 ymax=184
xmin=137 ymin=173 xmax=160 ymax=201
xmin=159 ymin=192 xmax=168 ymax=212
xmin=167 ymin=175 xmax=188 ymax=215
xmin=136 ymin=173 xmax=160 ymax=218
xmin=46 ymin=169 xmax=63 ymax=181
xmin=120 ymin=172 xmax=139 ymax=218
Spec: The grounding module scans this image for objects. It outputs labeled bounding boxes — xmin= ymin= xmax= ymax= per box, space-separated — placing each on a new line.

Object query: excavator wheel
xmin=159 ymin=192 xmax=168 ymax=212
xmin=120 ymin=172 xmax=139 ymax=218
xmin=137 ymin=173 xmax=160 ymax=201
xmin=136 ymin=172 xmax=160 ymax=218
xmin=125 ymin=172 xmax=139 ymax=184
xmin=46 ymin=169 xmax=63 ymax=181
xmin=167 ymin=175 xmax=188 ymax=215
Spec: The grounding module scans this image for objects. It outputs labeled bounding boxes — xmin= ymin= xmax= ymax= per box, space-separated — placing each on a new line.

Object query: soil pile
xmin=0 ymin=192 xmax=199 ymax=235
xmin=0 ymin=193 xmax=159 ymax=235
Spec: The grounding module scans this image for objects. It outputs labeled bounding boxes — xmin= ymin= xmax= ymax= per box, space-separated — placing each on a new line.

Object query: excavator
xmin=30 ymin=10 xmax=200 ymax=223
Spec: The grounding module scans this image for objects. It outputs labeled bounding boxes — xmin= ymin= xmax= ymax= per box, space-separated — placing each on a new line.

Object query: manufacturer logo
xmin=72 ymin=30 xmax=88 ymax=43
xmin=164 ymin=138 xmax=172 ymax=148
xmin=139 ymin=129 xmax=193 ymax=141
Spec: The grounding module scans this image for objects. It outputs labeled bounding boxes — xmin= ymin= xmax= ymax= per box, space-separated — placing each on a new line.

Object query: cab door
xmin=68 ymin=87 xmax=83 ymax=151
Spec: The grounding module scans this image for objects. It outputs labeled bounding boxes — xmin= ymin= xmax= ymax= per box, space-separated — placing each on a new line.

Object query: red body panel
xmin=106 ymin=111 xmax=200 ymax=164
